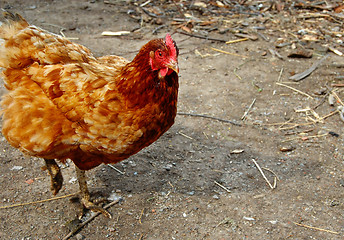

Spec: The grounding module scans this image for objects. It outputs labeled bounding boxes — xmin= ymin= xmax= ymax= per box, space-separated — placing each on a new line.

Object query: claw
xmin=75 ymin=166 xmax=112 ymax=218
xmin=80 ymin=197 xmax=112 ymax=218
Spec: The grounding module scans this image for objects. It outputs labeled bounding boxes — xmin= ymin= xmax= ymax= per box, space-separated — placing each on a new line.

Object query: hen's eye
xmin=156 ymin=50 xmax=164 ymax=58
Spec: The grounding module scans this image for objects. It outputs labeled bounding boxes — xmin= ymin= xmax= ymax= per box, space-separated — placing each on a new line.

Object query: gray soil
xmin=0 ymin=1 xmax=343 ymax=239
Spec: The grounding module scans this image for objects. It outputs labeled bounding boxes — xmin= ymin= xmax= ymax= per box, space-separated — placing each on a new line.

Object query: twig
xmin=278 ymin=117 xmax=295 ymax=129
xmin=276 ymin=82 xmax=314 ymax=99
xmin=168 ymin=181 xmax=174 ymax=188
xmin=312 ymin=93 xmax=328 ymax=110
xmin=139 ymin=0 xmax=151 ymax=7
xmin=293 ymin=222 xmax=340 ymax=235
xmin=251 ymin=159 xmax=275 ymax=189
xmin=176 ymin=31 xmax=227 ymax=43
xmin=233 ymin=68 xmax=242 ymax=80
xmin=108 ymin=164 xmax=125 ymax=175
xmin=152 ymin=25 xmax=166 ymax=35
xmin=269 ymin=48 xmax=284 ymax=60
xmin=139 ymin=208 xmax=145 ymax=224
xmin=138 ymin=233 xmax=144 ymax=240
xmin=289 ymin=54 xmax=329 ymax=81
xmin=277 ymin=68 xmax=284 ymax=82
xmin=226 ymin=38 xmax=248 ymax=44
xmin=241 ymin=98 xmax=256 ymax=120
xmin=332 ymin=84 xmax=344 ymax=87
xmin=177 ymin=112 xmax=241 ymax=126
xmin=330 ymin=90 xmax=344 ymax=106
xmin=62 ymin=199 xmax=121 ymax=240
xmin=214 ymin=181 xmax=231 ymax=193
xmin=278 ymin=122 xmax=314 ymax=131
xmin=215 ymin=217 xmax=234 ymax=228
xmin=232 ymin=59 xmax=255 ymax=81
xmin=260 ymin=121 xmax=295 ymax=126
xmin=210 ymin=47 xmax=248 ymax=58
xmin=261 ymin=167 xmax=279 ymax=188
xmin=0 ymin=193 xmax=77 ymax=209
xmin=320 ymin=109 xmax=340 ymax=120
xmin=282 ymin=133 xmax=328 ymax=143
xmin=178 ymin=131 xmax=194 ymax=140
xmin=278 ymin=110 xmax=339 ymax=130
xmin=141 ymin=7 xmax=158 ymax=18
xmin=261 ymin=167 xmax=280 ymax=181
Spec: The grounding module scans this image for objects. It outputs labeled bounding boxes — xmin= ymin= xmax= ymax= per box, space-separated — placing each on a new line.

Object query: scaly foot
xmin=44 ymin=159 xmax=63 ymax=195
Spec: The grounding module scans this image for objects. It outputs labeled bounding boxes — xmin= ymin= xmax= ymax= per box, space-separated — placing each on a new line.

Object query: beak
xmin=167 ymin=60 xmax=179 ymax=74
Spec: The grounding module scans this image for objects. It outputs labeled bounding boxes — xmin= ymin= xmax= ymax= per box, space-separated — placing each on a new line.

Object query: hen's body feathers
xmin=0 ymin=13 xmax=179 ymax=170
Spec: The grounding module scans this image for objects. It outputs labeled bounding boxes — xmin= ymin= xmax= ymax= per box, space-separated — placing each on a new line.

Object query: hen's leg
xmin=75 ymin=166 xmax=112 ymax=218
xmin=44 ymin=159 xmax=63 ymax=195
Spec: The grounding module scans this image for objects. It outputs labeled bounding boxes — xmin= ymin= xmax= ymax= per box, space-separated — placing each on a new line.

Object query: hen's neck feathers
xmin=115 ymin=38 xmax=178 ymax=109
xmin=130 ymin=38 xmax=164 ymax=73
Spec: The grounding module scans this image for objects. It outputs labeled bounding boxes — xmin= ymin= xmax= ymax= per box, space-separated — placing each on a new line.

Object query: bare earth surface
xmin=0 ymin=1 xmax=343 ymax=239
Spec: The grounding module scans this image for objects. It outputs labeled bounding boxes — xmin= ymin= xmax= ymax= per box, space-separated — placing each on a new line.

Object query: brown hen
xmin=0 ymin=12 xmax=179 ymax=217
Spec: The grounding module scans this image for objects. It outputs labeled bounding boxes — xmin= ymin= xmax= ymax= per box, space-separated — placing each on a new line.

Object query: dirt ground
xmin=0 ymin=0 xmax=343 ymax=239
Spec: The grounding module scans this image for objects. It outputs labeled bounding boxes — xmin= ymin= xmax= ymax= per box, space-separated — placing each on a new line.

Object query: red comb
xmin=165 ymin=34 xmax=177 ymax=58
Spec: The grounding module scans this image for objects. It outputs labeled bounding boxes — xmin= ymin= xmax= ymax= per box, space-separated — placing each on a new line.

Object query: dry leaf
xmin=334 ymin=5 xmax=344 ymax=13
xmin=180 ymin=25 xmax=192 ymax=33
xmin=302 ymin=35 xmax=318 ymax=41
xmin=287 ymin=49 xmax=313 ymax=58
xmin=200 ymin=20 xmax=217 ymax=26
xmin=280 ymin=146 xmax=295 ymax=152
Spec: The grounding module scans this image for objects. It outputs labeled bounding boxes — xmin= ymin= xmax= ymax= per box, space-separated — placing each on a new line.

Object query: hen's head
xmin=146 ymin=34 xmax=179 ymax=79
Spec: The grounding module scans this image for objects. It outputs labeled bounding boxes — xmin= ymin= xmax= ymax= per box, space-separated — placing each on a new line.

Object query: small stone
xmin=11 ymin=166 xmax=23 ymax=171
xmin=330 ymin=200 xmax=340 ymax=207
xmin=212 ymin=194 xmax=220 ymax=200
xmin=279 ymin=145 xmax=296 ymax=152
xmin=76 ymin=233 xmax=85 ymax=240
xmin=163 ymin=164 xmax=173 ymax=171
xmin=329 ymin=131 xmax=339 ymax=137
xmin=69 ymin=177 xmax=77 ymax=183
xmin=314 ymin=88 xmax=327 ymax=95
xmin=129 ymin=161 xmax=136 ymax=167
xmin=268 ymin=220 xmax=278 ymax=224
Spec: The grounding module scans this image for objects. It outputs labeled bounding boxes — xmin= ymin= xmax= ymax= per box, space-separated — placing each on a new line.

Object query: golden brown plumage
xmin=0 ymin=11 xmax=179 ymax=216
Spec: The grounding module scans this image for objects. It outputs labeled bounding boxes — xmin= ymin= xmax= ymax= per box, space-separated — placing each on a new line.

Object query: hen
xmin=0 ymin=12 xmax=179 ymax=217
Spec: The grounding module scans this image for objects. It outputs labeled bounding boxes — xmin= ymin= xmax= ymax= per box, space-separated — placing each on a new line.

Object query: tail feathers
xmin=0 ymin=10 xmax=94 ymax=69
xmin=3 ymin=10 xmax=26 ymax=22
xmin=0 ymin=10 xmax=29 ymax=39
